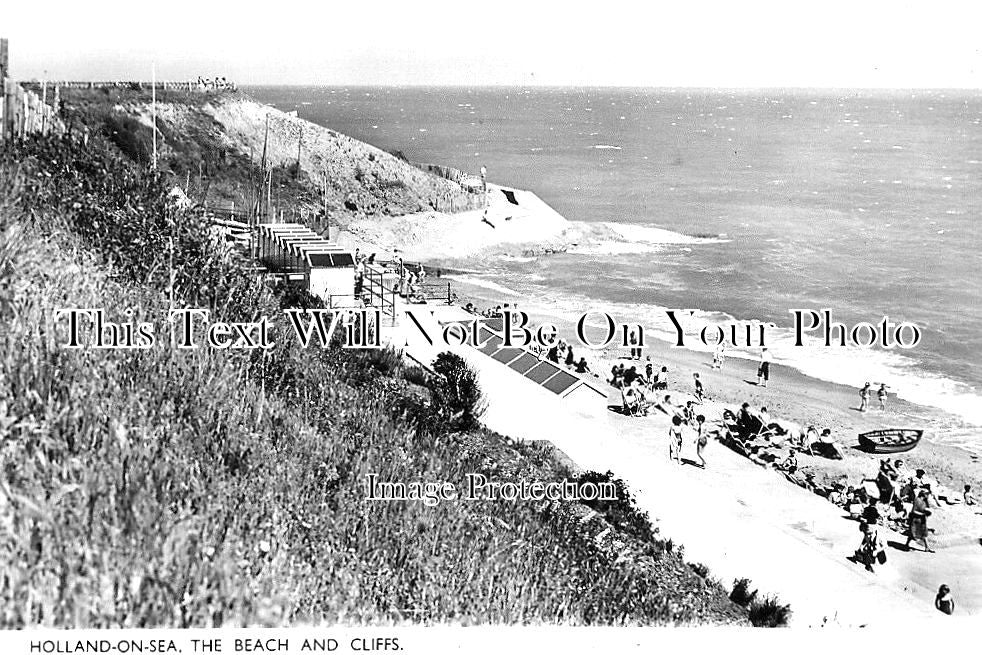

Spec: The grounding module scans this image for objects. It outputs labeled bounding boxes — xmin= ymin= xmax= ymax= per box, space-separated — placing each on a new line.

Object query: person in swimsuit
xmin=693 ymin=373 xmax=704 ymax=402
xmin=695 ymin=414 xmax=708 ymax=468
xmin=712 ymin=344 xmax=725 ymax=369
xmin=877 ymin=383 xmax=889 ymax=410
xmin=935 ymin=585 xmax=955 ymax=615
xmin=669 ymin=416 xmax=684 ymax=464
xmin=859 ymin=382 xmax=871 ymax=412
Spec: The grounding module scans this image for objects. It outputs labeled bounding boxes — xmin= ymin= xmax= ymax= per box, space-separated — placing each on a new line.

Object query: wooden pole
xmin=259 ymin=115 xmax=270 ymax=220
xmin=296 ymin=125 xmax=302 ymax=177
xmin=322 ymin=160 xmax=329 ymax=240
xmin=151 ymin=64 xmax=157 ymax=171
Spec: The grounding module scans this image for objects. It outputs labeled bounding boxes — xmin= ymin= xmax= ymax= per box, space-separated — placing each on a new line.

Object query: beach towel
xmin=501 ymin=189 xmax=520 ymax=205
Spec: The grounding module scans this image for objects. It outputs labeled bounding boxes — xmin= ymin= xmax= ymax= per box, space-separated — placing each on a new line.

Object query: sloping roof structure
xmin=257 ymin=223 xmax=353 ymax=268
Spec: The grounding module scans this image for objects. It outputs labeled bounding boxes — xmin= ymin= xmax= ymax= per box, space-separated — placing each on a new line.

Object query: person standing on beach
xmin=757 ymin=348 xmax=771 ymax=387
xmin=713 ymin=344 xmax=726 ymax=370
xmin=859 ymin=382 xmax=871 ymax=412
xmin=695 ymin=414 xmax=708 ymax=468
xmin=669 ymin=416 xmax=684 ymax=464
xmin=693 ymin=373 xmax=704 ymax=402
xmin=905 ymin=490 xmax=934 ymax=553
xmin=628 ymin=330 xmax=641 ymax=359
xmin=877 ymin=383 xmax=889 ymax=410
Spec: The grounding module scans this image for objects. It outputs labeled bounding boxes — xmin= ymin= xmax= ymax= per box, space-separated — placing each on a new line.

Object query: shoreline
xmin=439 ymin=276 xmax=982 ymax=622
xmin=449 ymin=275 xmax=982 ymax=494
xmin=455 ymin=281 xmax=982 ymax=537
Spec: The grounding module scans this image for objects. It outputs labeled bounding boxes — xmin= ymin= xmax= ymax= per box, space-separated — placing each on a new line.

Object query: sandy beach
xmin=424 ymin=275 xmax=982 ymax=623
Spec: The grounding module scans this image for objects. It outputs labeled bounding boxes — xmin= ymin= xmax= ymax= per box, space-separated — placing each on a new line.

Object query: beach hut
xmin=257 ymin=223 xmax=355 ymax=301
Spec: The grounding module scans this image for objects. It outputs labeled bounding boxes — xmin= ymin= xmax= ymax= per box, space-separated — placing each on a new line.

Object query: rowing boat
xmin=857 ymin=428 xmax=923 ymax=454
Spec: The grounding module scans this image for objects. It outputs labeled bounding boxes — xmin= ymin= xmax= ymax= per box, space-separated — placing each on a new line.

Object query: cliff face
xmin=196 ymin=95 xmax=478 ymax=217
xmin=60 ymin=87 xmax=478 ymax=224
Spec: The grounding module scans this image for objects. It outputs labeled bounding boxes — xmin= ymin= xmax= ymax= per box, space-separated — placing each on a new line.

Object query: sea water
xmin=250 ymin=86 xmax=982 ymax=430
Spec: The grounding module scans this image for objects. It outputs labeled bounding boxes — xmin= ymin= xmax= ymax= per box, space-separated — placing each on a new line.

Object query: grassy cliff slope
xmin=0 ymin=125 xmax=747 ymax=627
xmin=52 ymin=86 xmax=477 ymax=227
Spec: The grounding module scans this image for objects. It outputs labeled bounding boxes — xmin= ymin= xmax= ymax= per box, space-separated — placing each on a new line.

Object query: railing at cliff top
xmin=21 ymin=80 xmax=237 ymax=93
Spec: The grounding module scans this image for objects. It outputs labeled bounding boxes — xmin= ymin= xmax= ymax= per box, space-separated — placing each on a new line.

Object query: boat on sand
xmin=857 ymin=428 xmax=924 ymax=454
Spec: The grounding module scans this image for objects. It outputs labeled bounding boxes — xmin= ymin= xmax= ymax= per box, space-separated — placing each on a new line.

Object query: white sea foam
xmin=564 ymin=222 xmax=728 ymax=256
xmin=592 ymin=144 xmax=622 ymax=150
xmin=485 ymin=281 xmax=982 ymax=428
xmin=602 ymin=222 xmax=728 ymax=245
xmin=443 ymin=274 xmax=523 ymax=298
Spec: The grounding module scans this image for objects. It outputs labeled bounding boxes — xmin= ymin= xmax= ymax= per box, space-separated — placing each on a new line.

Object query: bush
xmin=689 ymin=562 xmax=710 ymax=579
xmin=102 ymin=113 xmax=153 ymax=165
xmin=748 ymin=596 xmax=792 ymax=627
xmin=401 ymin=364 xmax=431 ymax=387
xmin=430 ymin=351 xmax=485 ymax=430
xmin=344 ymin=346 xmax=405 ymax=384
xmin=572 ymin=470 xmax=657 ymax=543
xmin=729 ymin=578 xmax=758 ymax=608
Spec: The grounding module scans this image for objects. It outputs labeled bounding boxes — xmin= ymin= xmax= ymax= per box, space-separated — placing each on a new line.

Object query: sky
xmin=3 ymin=0 xmax=981 ymax=88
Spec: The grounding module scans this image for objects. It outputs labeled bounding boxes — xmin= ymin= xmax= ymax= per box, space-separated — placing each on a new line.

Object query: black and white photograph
xmin=1 ymin=1 xmax=980 ymax=650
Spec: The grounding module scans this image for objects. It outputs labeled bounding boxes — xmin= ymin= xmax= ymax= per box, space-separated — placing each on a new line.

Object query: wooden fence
xmin=1 ymin=78 xmax=65 ymax=143
xmin=29 ymin=79 xmax=237 ymax=92
xmin=414 ymin=161 xmax=488 ymax=213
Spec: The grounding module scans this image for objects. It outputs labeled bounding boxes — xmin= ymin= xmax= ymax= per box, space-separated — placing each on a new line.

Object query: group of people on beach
xmin=848 ymin=457 xmax=969 ymax=617
xmin=545 ymin=339 xmax=593 ymax=375
xmin=613 ymin=361 xmax=682 ymax=414
xmin=390 ymin=256 xmax=428 ymax=304
xmin=668 ymin=412 xmax=710 ymax=468
xmin=460 ymin=303 xmax=599 ymax=377
xmin=854 ymin=457 xmax=977 ymax=555
xmin=858 ymin=381 xmax=890 ymax=412
xmin=717 ymin=399 xmax=967 ymax=614
xmin=726 ymin=403 xmax=845 ymax=460
xmin=464 ymin=302 xmax=516 ymax=320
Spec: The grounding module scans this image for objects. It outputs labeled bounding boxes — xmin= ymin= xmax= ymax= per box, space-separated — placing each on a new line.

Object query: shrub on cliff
xmin=729 ymin=578 xmax=758 ymax=607
xmin=573 ymin=470 xmax=657 ymax=543
xmin=430 ymin=352 xmax=485 ymax=431
xmin=748 ymin=596 xmax=792 ymax=627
